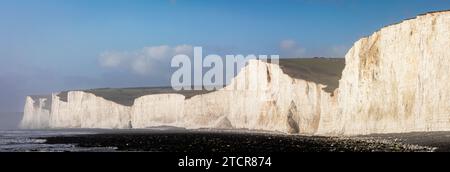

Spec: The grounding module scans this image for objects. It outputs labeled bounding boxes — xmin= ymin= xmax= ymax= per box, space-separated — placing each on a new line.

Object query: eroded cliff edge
xmin=20 ymin=11 xmax=450 ymax=135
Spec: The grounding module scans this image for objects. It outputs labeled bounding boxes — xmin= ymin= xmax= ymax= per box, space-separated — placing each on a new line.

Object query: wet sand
xmin=41 ymin=129 xmax=436 ymax=152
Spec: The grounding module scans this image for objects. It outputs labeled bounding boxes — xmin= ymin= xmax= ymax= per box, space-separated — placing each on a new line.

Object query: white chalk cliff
xmin=20 ymin=11 xmax=450 ymax=135
xmin=20 ymin=96 xmax=51 ymax=129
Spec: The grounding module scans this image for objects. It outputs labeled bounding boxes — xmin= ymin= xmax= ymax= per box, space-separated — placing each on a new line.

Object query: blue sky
xmin=0 ymin=0 xmax=449 ymax=113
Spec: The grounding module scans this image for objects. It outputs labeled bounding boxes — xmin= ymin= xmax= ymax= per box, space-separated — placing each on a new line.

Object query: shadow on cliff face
xmin=277 ymin=58 xmax=345 ymax=94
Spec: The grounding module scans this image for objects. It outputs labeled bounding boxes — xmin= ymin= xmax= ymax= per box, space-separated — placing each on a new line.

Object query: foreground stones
xmin=42 ymin=130 xmax=433 ymax=152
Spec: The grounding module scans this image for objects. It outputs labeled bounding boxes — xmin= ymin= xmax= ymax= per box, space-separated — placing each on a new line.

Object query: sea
xmin=0 ymin=130 xmax=117 ymax=152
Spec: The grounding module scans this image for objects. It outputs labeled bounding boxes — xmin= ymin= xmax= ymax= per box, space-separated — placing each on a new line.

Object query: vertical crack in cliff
xmin=312 ymin=84 xmax=322 ymax=133
xmin=266 ymin=65 xmax=272 ymax=84
xmin=432 ymin=16 xmax=437 ymax=32
xmin=287 ymin=101 xmax=300 ymax=134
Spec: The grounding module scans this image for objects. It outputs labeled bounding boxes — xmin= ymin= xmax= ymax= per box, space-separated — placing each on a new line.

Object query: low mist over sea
xmin=0 ymin=112 xmax=22 ymax=130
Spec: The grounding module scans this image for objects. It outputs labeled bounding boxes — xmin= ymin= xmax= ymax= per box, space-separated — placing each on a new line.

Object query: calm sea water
xmin=0 ymin=130 xmax=117 ymax=152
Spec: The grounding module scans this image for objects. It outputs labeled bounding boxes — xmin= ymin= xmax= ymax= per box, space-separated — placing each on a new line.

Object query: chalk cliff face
xmin=131 ymin=94 xmax=184 ymax=128
xmin=336 ymin=11 xmax=450 ymax=135
xmin=20 ymin=96 xmax=51 ymax=129
xmin=49 ymin=92 xmax=131 ymax=129
xmin=20 ymin=11 xmax=450 ymax=135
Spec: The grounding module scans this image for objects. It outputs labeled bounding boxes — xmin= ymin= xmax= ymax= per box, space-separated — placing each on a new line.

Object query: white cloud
xmin=142 ymin=45 xmax=171 ymax=59
xmin=99 ymin=51 xmax=125 ymax=67
xmin=174 ymin=44 xmax=194 ymax=55
xmin=280 ymin=40 xmax=297 ymax=50
xmin=279 ymin=39 xmax=306 ymax=58
xmin=131 ymin=56 xmax=151 ymax=75
xmin=99 ymin=45 xmax=194 ymax=76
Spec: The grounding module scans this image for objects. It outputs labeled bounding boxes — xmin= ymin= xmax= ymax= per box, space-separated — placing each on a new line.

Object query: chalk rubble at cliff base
xmin=20 ymin=11 xmax=450 ymax=136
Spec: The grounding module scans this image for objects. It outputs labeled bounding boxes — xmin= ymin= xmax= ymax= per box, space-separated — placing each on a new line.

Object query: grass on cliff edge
xmin=57 ymin=58 xmax=345 ymax=106
xmin=58 ymin=87 xmax=212 ymax=106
